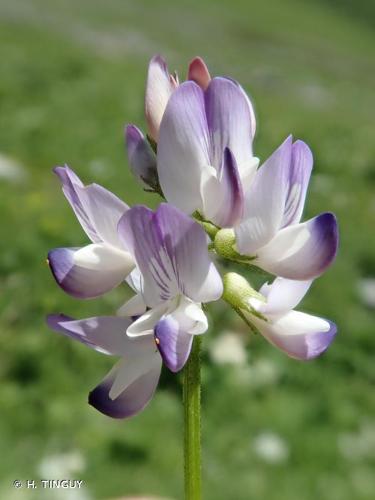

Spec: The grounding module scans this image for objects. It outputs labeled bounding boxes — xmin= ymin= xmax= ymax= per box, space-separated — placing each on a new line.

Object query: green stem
xmin=183 ymin=336 xmax=202 ymax=500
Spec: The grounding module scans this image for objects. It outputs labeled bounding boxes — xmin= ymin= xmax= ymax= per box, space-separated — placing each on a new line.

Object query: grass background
xmin=0 ymin=0 xmax=374 ymax=498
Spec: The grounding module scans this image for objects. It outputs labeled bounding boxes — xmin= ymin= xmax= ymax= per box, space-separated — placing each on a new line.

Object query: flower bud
xmin=145 ymin=55 xmax=178 ymax=141
xmin=125 ymin=125 xmax=159 ymax=191
xmin=188 ymin=57 xmax=211 ymax=90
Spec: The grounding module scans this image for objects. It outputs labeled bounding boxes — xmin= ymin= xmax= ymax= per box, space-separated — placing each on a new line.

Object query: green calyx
xmin=222 ymin=272 xmax=264 ymax=310
xmin=214 ymin=229 xmax=256 ymax=263
xmin=222 ymin=272 xmax=268 ymax=331
xmin=193 ymin=212 xmax=220 ymax=240
xmin=213 ymin=229 xmax=237 ymax=259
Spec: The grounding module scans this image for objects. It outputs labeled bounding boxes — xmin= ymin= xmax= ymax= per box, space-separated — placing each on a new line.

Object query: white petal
xmin=145 ymin=55 xmax=177 ymax=141
xmin=200 ymin=165 xmax=223 ymax=221
xmin=126 ymin=268 xmax=143 ymax=294
xmin=109 ymin=346 xmax=160 ymax=400
xmin=173 ymin=296 xmax=208 ymax=335
xmin=117 ymin=294 xmax=147 ymax=317
xmin=48 ymin=245 xmax=134 ymax=299
xmin=258 ymin=278 xmax=312 ymax=315
xmin=126 ymin=301 xmax=170 ymax=337
xmin=239 ymin=156 xmax=259 ymax=192
xmin=73 ymin=243 xmax=133 ymax=272
xmin=75 ymin=184 xmax=129 ymax=248
xmin=255 ymin=213 xmax=338 ymax=280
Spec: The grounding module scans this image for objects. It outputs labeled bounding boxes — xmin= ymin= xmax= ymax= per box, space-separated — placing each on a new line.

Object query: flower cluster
xmin=47 ymin=55 xmax=338 ymax=419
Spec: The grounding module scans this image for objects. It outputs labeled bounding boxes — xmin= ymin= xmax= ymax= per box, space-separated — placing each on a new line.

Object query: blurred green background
xmin=0 ymin=0 xmax=375 ymax=499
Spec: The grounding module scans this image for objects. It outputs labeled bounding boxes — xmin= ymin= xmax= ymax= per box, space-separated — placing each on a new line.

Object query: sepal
xmin=222 ymin=272 xmax=266 ymax=316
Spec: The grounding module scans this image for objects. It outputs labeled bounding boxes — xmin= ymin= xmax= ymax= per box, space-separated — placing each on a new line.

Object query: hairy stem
xmin=183 ymin=336 xmax=202 ymax=500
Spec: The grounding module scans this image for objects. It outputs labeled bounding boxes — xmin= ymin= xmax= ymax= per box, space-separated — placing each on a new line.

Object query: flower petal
xmin=117 ymin=294 xmax=147 ymax=317
xmin=255 ymin=212 xmax=339 ymax=280
xmin=89 ymin=357 xmax=162 ymax=419
xmin=216 ymin=148 xmax=244 ymax=227
xmin=188 ymin=56 xmax=211 ymax=90
xmin=252 ymin=311 xmax=337 ymax=360
xmin=145 ymin=55 xmax=178 ymax=141
xmin=235 ymin=136 xmax=293 ymax=255
xmin=154 ymin=318 xmax=193 ymax=372
xmin=125 ymin=124 xmax=158 ymax=189
xmin=200 ymin=165 xmax=223 ymax=221
xmin=205 ymin=77 xmax=255 ymax=175
xmin=154 ymin=297 xmax=207 ymax=372
xmin=46 ymin=314 xmax=133 ymax=356
xmin=153 ymin=204 xmax=223 ymax=302
xmin=54 ymin=166 xmax=100 ymax=243
xmin=48 ymin=244 xmax=134 ymax=298
xmin=74 ymin=183 xmax=129 ymax=248
xmin=157 ymin=81 xmax=210 ymax=214
xmin=200 ymin=149 xmax=244 ymax=227
xmin=118 ymin=205 xmax=178 ymax=306
xmin=118 ymin=204 xmax=223 ymax=305
xmin=281 ymin=140 xmax=313 ymax=227
xmin=54 ymin=167 xmax=129 ymax=247
xmin=108 ymin=344 xmax=160 ymax=399
xmin=258 ymin=278 xmax=312 ymax=315
xmin=126 ymin=301 xmax=170 ymax=337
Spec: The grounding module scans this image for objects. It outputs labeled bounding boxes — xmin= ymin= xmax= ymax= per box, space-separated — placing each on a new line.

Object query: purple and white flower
xmin=246 ymin=277 xmax=337 ymax=360
xmin=46 ymin=54 xmax=340 ymax=425
xmin=47 ymin=314 xmax=162 ymax=419
xmin=117 ymin=203 xmax=223 ymax=372
xmin=235 ymin=136 xmax=338 ymax=280
xmin=47 ymin=202 xmax=223 ymax=418
xmin=48 ymin=166 xmax=134 ymax=298
xmin=157 ymin=77 xmax=258 ymax=227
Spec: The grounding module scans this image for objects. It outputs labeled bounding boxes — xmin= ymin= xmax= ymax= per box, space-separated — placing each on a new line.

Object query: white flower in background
xmin=0 ymin=153 xmax=27 ymax=183
xmin=38 ymin=451 xmax=89 ymax=500
xmin=253 ymin=431 xmax=289 ymax=464
xmin=38 ymin=450 xmax=85 ymax=478
xmin=210 ymin=331 xmax=247 ymax=365
xmin=338 ymin=420 xmax=375 ymax=461
xmin=357 ymin=278 xmax=375 ymax=308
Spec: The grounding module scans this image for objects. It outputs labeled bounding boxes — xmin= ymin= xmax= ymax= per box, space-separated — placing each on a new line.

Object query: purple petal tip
xmin=150 ymin=54 xmax=168 ymax=71
xmin=314 ymin=212 xmax=339 ymax=271
xmin=304 ymin=320 xmax=337 ymax=360
xmin=154 ymin=316 xmax=193 ymax=373
xmin=88 ymin=380 xmax=128 ymax=419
